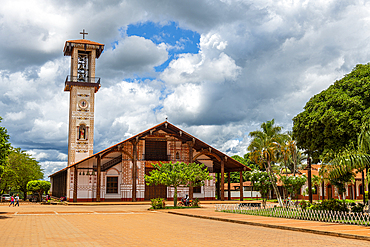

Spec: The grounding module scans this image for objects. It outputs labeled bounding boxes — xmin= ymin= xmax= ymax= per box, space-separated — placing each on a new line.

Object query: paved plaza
xmin=1 ymin=202 xmax=370 ymax=246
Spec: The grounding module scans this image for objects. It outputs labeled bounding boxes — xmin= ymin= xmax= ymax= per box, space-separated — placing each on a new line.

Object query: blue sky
xmin=127 ymin=21 xmax=200 ymax=72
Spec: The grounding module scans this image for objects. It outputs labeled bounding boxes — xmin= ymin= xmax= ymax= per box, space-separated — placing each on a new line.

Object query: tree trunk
xmin=22 ymin=189 xmax=27 ymax=202
xmin=293 ymin=151 xmax=297 ymax=176
xmin=38 ymin=191 xmax=42 ymax=202
xmin=267 ymin=160 xmax=283 ymax=206
xmin=174 ymin=187 xmax=178 ymax=207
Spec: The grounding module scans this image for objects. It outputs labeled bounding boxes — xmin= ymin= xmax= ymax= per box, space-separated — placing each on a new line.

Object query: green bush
xmin=150 ymin=198 xmax=166 ymax=209
xmin=365 ymin=191 xmax=369 ymax=201
xmin=345 ymin=199 xmax=356 ymax=204
xmin=192 ymin=198 xmax=200 ymax=207
xmin=299 ymin=200 xmax=308 ymax=210
xmin=351 ymin=203 xmax=365 ymax=213
xmin=314 ymin=199 xmax=349 ymax=212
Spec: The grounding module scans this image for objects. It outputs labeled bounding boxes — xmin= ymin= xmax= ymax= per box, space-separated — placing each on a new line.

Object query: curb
xmin=65 ymin=202 xmax=151 ymax=206
xmin=167 ymin=211 xmax=370 ymax=242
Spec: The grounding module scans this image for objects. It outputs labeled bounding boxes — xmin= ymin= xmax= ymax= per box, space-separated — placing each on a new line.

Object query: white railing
xmin=215 ymin=204 xmax=370 ymax=226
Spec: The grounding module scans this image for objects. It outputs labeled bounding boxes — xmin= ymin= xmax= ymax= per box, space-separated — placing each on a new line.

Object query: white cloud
xmin=1 ymin=0 xmax=370 ymax=176
xmin=98 ymin=36 xmax=168 ymax=80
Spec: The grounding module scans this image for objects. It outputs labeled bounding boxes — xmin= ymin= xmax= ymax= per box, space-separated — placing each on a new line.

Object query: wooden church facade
xmin=50 ymin=121 xmax=250 ymax=202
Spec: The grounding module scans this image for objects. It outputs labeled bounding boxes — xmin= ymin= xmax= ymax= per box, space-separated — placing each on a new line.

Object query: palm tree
xmin=325 ymin=123 xmax=370 ymax=201
xmin=312 ymin=175 xmax=322 ymax=201
xmin=248 ymin=119 xmax=284 ymax=206
xmin=279 ymin=135 xmax=291 ymax=176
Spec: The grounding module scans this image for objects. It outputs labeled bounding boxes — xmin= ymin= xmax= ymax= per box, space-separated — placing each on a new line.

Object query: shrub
xmin=365 ymin=191 xmax=369 ymax=201
xmin=150 ymin=198 xmax=166 ymax=209
xmin=318 ymin=199 xmax=348 ymax=212
xmin=351 ymin=203 xmax=365 ymax=213
xmin=299 ymin=200 xmax=308 ymax=210
xmin=192 ymin=198 xmax=200 ymax=207
xmin=345 ymin=199 xmax=355 ymax=204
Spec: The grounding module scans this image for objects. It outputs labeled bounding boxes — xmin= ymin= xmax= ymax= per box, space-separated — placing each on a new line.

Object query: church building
xmin=49 ymin=33 xmax=249 ymax=202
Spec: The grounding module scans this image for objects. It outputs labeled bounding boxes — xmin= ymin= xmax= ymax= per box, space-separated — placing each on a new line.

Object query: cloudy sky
xmin=1 ymin=0 xmax=370 ymax=178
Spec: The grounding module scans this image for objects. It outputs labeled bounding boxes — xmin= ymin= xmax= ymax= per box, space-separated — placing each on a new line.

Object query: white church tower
xmin=63 ymin=30 xmax=104 ymax=166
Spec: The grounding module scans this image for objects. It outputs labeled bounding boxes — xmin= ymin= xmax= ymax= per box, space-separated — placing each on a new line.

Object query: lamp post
xmin=307 ymin=157 xmax=312 ymax=203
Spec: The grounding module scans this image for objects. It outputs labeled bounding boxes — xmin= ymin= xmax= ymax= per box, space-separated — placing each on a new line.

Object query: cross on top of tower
xmin=80 ymin=29 xmax=88 ymax=39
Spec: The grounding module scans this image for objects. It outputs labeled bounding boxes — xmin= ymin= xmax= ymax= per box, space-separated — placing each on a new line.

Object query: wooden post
xmin=187 ymin=141 xmax=194 ymax=200
xmin=131 ymin=139 xmax=138 ymax=202
xmin=221 ymin=159 xmax=225 ymax=201
xmin=307 ymin=157 xmax=312 ymax=203
xmin=73 ymin=167 xmax=78 ymax=202
xmin=362 ymin=170 xmax=365 ymax=204
xmin=96 ymin=155 xmax=101 ymax=202
xmin=216 ymin=173 xmax=220 ymax=200
xmin=321 ymin=180 xmax=325 ymax=201
xmin=367 ymin=166 xmax=369 ymax=201
xmin=227 ymin=172 xmax=231 ymax=200
xmin=240 ymin=170 xmax=243 ymax=201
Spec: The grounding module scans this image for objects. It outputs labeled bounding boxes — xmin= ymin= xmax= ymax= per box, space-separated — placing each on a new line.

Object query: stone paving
xmin=1 ymin=202 xmax=370 ymax=246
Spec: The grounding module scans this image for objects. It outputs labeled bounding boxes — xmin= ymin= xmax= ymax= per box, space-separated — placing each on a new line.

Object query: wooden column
xmin=367 ymin=166 xmax=369 ymax=192
xmin=227 ymin=172 xmax=231 ymax=200
xmin=240 ymin=171 xmax=243 ymax=201
xmin=216 ymin=173 xmax=220 ymax=200
xmin=131 ymin=139 xmax=138 ymax=202
xmin=187 ymin=141 xmax=194 ymax=200
xmin=321 ymin=180 xmax=325 ymax=201
xmin=221 ymin=159 xmax=225 ymax=201
xmin=96 ymin=155 xmax=101 ymax=202
xmin=73 ymin=167 xmax=78 ymax=202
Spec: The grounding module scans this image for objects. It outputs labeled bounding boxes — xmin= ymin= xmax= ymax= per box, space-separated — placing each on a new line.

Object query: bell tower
xmin=63 ymin=30 xmax=104 ymax=166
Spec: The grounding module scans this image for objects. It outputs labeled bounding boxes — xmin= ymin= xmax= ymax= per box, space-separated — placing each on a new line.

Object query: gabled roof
xmin=49 ymin=121 xmax=250 ymax=177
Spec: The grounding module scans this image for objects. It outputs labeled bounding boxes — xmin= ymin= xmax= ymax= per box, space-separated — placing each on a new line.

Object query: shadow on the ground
xmin=0 ymin=212 xmax=11 ymax=219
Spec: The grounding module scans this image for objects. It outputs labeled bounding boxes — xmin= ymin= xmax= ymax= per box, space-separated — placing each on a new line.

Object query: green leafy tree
xmin=248 ymin=119 xmax=284 ymax=206
xmin=145 ymin=162 xmax=213 ymax=207
xmin=325 ymin=122 xmax=370 ymax=181
xmin=0 ymin=148 xmax=43 ymax=197
xmin=223 ymin=154 xmax=258 ymax=183
xmin=278 ymin=134 xmax=292 ymax=177
xmin=26 ymin=180 xmax=51 ymax=202
xmin=312 ymin=175 xmax=322 ymax=201
xmin=329 ymin=171 xmax=355 ymax=201
xmin=280 ymin=175 xmax=307 ymax=201
xmin=232 ymin=153 xmax=259 ymax=171
xmin=293 ymin=63 xmax=370 ymax=162
xmin=246 ymin=170 xmax=275 ymax=207
xmin=0 ymin=117 xmax=11 ymax=177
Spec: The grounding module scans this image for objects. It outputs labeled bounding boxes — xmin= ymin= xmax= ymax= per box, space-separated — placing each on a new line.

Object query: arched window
xmin=176 ymin=152 xmax=180 ymax=160
xmin=78 ymin=124 xmax=87 ymax=140
xmin=313 ymin=185 xmax=318 ymax=194
xmin=359 ymin=184 xmax=363 ymax=195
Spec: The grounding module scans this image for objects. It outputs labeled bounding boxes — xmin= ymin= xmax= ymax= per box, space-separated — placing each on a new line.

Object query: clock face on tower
xmin=79 ymin=99 xmax=88 ymax=109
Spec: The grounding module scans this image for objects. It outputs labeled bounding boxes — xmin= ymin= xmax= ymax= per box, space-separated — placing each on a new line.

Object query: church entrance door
xmin=145 ymin=168 xmax=167 ymax=200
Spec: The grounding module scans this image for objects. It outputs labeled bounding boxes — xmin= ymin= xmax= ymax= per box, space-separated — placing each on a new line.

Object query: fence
xmin=215 ymin=204 xmax=370 ymax=226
